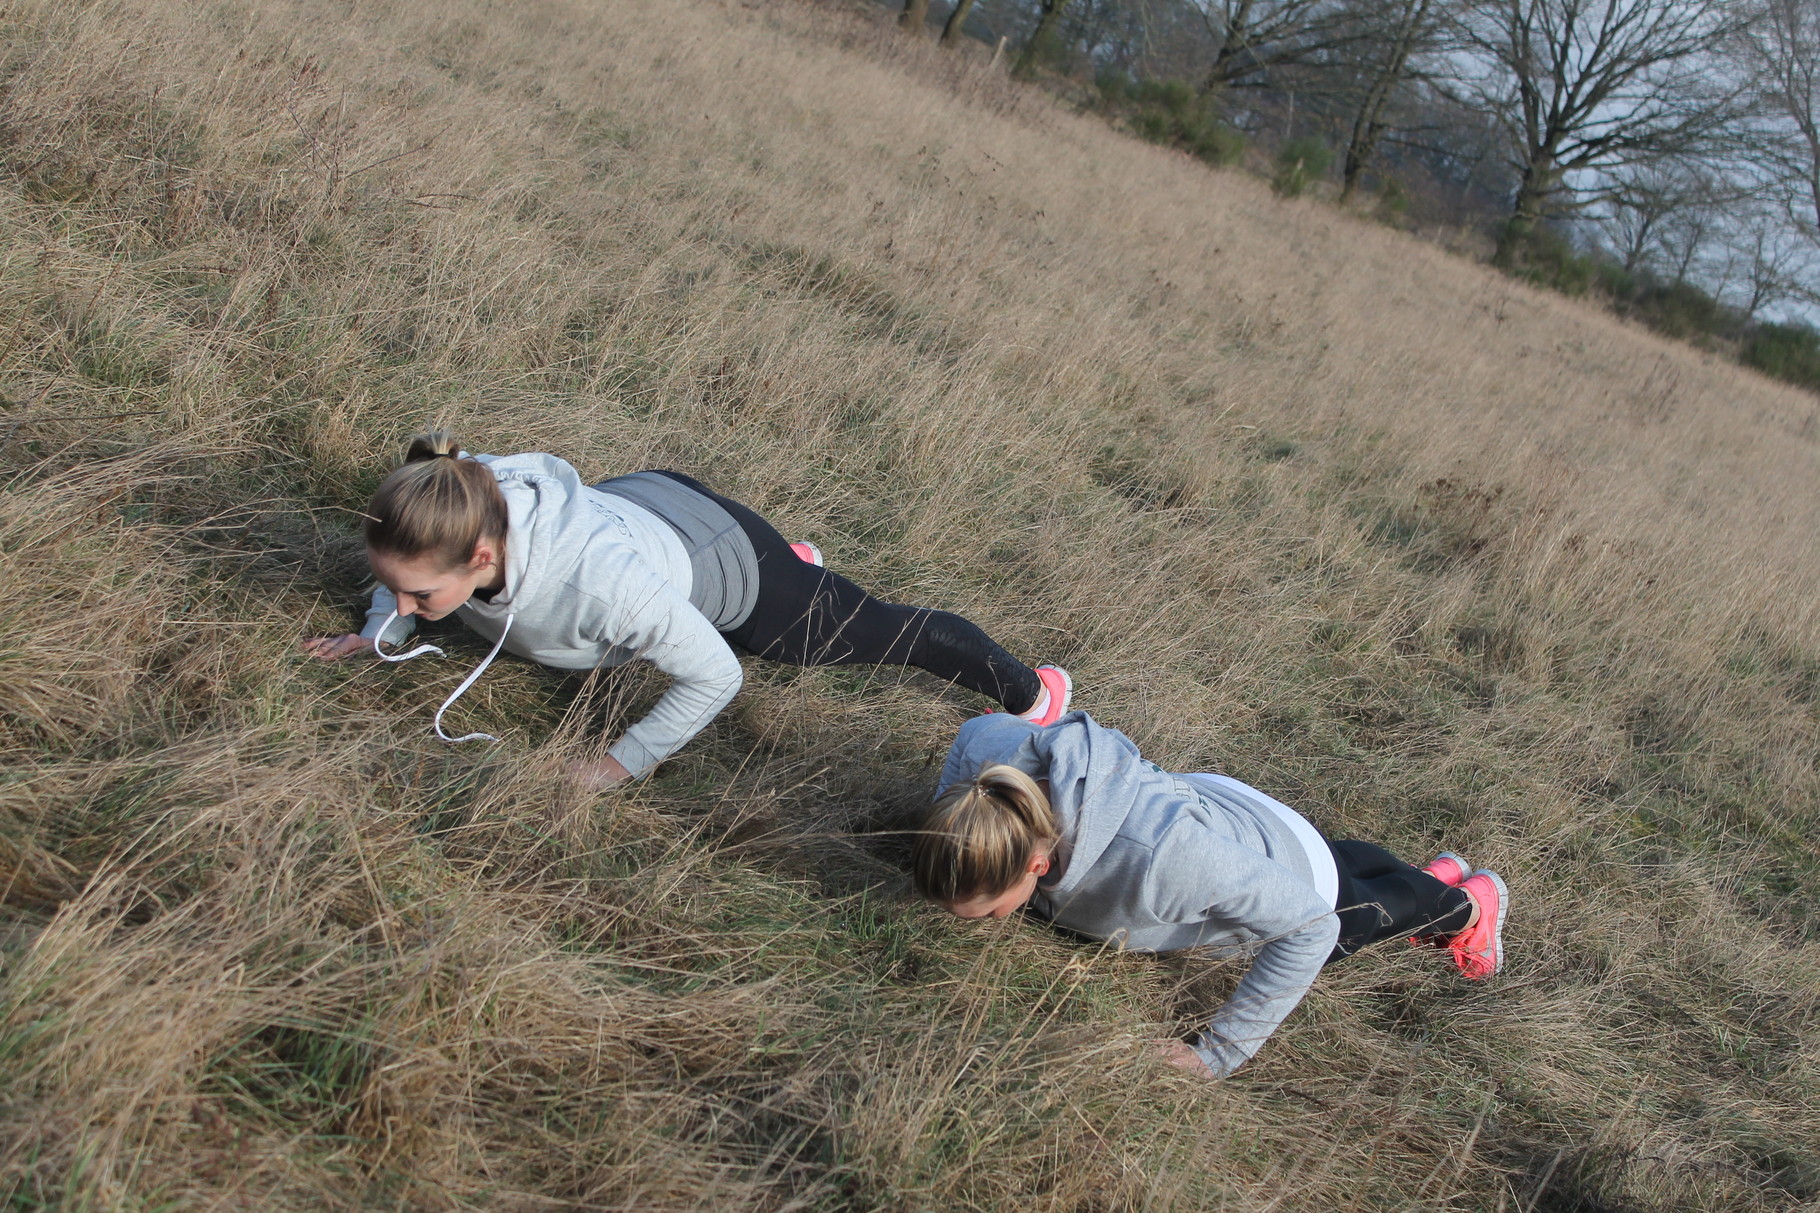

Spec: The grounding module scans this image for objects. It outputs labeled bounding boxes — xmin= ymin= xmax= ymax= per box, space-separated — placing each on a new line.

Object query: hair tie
xmin=435 ymin=450 xmax=460 ymax=459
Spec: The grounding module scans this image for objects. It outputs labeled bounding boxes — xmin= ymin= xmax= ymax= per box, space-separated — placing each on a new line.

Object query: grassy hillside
xmin=1 ymin=0 xmax=1817 ymax=1209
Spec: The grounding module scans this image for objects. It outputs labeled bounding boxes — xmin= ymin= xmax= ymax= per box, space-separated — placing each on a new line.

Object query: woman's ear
xmin=1029 ymin=850 xmax=1050 ymax=878
xmin=469 ymin=539 xmax=499 ymax=572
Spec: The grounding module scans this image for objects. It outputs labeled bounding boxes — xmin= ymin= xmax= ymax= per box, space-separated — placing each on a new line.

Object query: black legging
xmin=1325 ymin=839 xmax=1473 ymax=964
xmin=652 ymin=471 xmax=1044 ymax=715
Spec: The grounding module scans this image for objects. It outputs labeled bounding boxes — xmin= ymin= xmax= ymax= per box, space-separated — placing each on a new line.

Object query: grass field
xmin=2 ymin=0 xmax=1817 ymax=1209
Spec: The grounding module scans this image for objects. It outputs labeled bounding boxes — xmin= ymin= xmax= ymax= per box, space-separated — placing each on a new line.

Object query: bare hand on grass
xmin=302 ymin=633 xmax=373 ymax=661
xmin=568 ymin=755 xmax=632 ymax=791
xmin=1157 ymin=1040 xmax=1214 ymax=1078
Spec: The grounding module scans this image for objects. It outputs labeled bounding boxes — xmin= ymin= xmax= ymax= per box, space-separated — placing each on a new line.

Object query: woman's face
xmin=941 ymin=847 xmax=1051 ymax=919
xmin=943 ymin=870 xmax=1042 ymax=919
xmin=369 ymin=541 xmax=501 ymax=621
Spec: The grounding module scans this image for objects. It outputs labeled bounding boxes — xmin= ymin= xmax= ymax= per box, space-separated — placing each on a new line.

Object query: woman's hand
xmin=1156 ymin=1039 xmax=1215 ymax=1079
xmin=568 ymin=754 xmax=633 ymax=791
xmin=301 ymin=633 xmax=373 ymax=661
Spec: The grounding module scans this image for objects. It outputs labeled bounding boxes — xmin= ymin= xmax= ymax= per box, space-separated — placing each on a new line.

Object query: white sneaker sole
xmin=1470 ymin=868 xmax=1508 ymax=977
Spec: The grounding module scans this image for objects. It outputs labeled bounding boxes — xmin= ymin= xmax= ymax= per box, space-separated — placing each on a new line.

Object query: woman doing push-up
xmin=913 ymin=711 xmax=1507 ymax=1078
xmin=303 ymin=432 xmax=1071 ymax=785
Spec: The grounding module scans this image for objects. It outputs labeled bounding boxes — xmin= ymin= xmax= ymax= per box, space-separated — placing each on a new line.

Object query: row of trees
xmin=893 ymin=0 xmax=1820 ymax=329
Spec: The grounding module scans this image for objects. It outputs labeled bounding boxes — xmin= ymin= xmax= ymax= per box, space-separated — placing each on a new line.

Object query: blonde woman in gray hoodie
xmin=914 ymin=711 xmax=1508 ymax=1079
xmin=302 ymin=432 xmax=1071 ymax=786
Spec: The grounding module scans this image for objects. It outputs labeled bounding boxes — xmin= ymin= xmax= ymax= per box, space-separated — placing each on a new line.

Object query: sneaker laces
xmin=372 ymin=610 xmax=514 ymax=743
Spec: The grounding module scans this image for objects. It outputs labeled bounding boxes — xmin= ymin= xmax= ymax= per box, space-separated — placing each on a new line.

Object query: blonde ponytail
xmin=913 ymin=764 xmax=1059 ymax=902
xmin=364 ymin=431 xmax=509 ymax=570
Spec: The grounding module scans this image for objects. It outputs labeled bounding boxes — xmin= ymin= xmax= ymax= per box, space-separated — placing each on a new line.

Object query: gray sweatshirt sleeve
xmin=1146 ymin=824 xmax=1340 ymax=1078
xmin=359 ymin=585 xmax=416 ymax=647
xmin=573 ymin=553 xmax=744 ymax=778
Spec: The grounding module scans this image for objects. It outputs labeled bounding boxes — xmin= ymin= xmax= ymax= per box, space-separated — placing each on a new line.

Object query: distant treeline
xmin=883 ymin=0 xmax=1820 ymax=395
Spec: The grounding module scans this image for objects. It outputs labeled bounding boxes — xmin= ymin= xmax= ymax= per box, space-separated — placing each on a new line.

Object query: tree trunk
xmin=1200 ymin=0 xmax=1253 ymax=95
xmin=899 ymin=0 xmax=931 ymax=33
xmin=1201 ymin=20 xmax=1244 ymax=91
xmin=1015 ymin=0 xmax=1071 ymax=76
xmin=1494 ymin=162 xmax=1557 ymax=267
xmin=941 ymin=0 xmax=977 ymax=45
xmin=1339 ymin=118 xmax=1385 ymax=202
xmin=1339 ymin=78 xmax=1395 ymax=201
xmin=1338 ymin=0 xmax=1426 ymax=203
xmin=1620 ymin=213 xmax=1657 ymax=274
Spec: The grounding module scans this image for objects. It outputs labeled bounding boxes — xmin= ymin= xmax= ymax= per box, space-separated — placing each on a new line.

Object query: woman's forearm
xmin=1191 ymin=917 xmax=1339 ymax=1077
xmin=605 ymin=661 xmax=744 ymax=777
xmin=360 ymin=585 xmax=415 ymax=646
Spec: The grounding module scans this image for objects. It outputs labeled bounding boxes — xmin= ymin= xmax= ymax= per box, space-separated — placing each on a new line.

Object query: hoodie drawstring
xmin=372 ymin=610 xmax=515 ymax=744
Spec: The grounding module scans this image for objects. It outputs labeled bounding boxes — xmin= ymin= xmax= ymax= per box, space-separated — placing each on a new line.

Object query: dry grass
xmin=1 ymin=0 xmax=1817 ymax=1208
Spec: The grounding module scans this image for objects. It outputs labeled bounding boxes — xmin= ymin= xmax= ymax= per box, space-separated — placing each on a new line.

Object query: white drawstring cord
xmin=371 ymin=610 xmax=514 ymax=744
xmin=371 ymin=617 xmax=445 ymax=663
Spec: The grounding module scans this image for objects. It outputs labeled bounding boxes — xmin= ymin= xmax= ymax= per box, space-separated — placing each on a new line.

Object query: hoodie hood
xmin=1020 ymin=712 xmax=1151 ymax=902
xmin=464 ymin=453 xmax=593 ymax=620
xmin=451 ymin=453 xmax=695 ymax=673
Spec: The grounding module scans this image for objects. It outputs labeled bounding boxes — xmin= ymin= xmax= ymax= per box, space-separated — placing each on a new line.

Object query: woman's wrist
xmin=568 ymin=754 xmax=633 ymax=789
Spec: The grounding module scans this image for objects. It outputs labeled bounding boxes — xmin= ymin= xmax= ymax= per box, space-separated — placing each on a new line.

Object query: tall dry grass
xmin=0 ymin=0 xmax=1816 ymax=1208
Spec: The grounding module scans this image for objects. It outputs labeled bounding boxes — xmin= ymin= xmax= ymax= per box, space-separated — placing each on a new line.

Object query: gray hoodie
xmin=935 ymin=711 xmax=1341 ymax=1077
xmin=361 ymin=453 xmax=742 ymax=777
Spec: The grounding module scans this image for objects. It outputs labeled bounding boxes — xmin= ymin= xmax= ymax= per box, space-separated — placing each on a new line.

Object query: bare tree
xmin=941 ymin=0 xmax=980 ymax=45
xmin=1066 ymin=0 xmax=1156 ymax=63
xmin=1188 ymin=0 xmax=1353 ymax=93
xmin=1659 ymin=202 xmax=1722 ymax=284
xmin=1601 ymin=163 xmax=1687 ymax=272
xmin=1118 ymin=0 xmax=1226 ymax=80
xmin=1738 ymin=0 xmax=1820 ymax=249
xmin=1718 ymin=209 xmax=1814 ymax=315
xmin=1596 ymin=161 xmax=1740 ymax=276
xmin=901 ymin=0 xmax=932 ymax=34
xmin=1333 ymin=0 xmax=1453 ymax=199
xmin=1016 ymin=0 xmax=1075 ymax=73
xmin=1453 ymin=0 xmax=1747 ymax=266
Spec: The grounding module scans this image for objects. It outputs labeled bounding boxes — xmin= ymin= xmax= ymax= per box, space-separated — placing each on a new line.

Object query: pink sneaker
xmin=1016 ymin=666 xmax=1073 ymax=728
xmin=789 ymin=541 xmax=823 ymax=567
xmin=1421 ymin=852 xmax=1471 ymax=887
xmin=1445 ymin=870 xmax=1508 ymax=980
